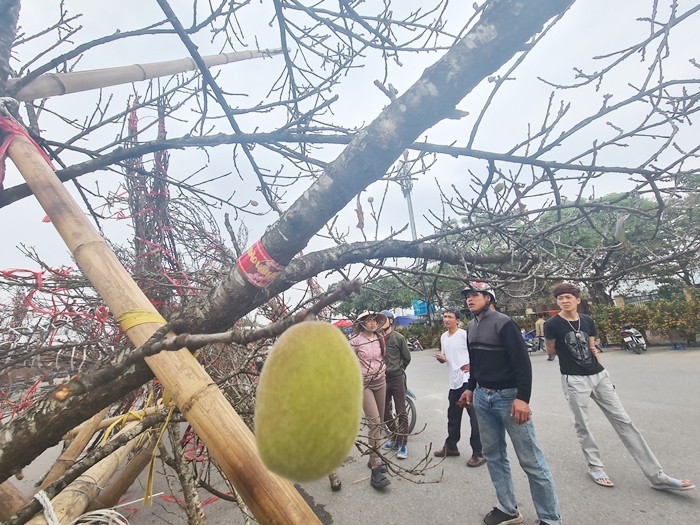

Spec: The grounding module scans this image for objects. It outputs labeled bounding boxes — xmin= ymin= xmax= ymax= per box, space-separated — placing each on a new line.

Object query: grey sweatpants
xmin=561 ymin=370 xmax=665 ymax=485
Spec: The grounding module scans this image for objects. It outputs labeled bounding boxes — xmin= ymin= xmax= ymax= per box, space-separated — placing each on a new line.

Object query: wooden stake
xmin=8 ymin=135 xmax=320 ymax=524
xmin=87 ymin=441 xmax=155 ymax=511
xmin=0 ymin=481 xmax=30 ymax=522
xmin=40 ymin=408 xmax=111 ymax=490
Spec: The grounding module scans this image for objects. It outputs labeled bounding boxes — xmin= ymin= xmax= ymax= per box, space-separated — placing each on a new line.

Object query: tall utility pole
xmin=397 ymin=150 xmax=417 ymax=241
xmin=397 ymin=151 xmax=435 ymax=323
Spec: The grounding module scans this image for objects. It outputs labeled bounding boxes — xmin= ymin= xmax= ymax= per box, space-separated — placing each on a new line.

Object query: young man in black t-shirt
xmin=545 ymin=282 xmax=694 ymax=492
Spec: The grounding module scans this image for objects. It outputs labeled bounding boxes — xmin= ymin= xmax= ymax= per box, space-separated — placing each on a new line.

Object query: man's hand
xmin=544 ymin=339 xmax=556 ymax=357
xmin=434 ymin=352 xmax=446 ymax=364
xmin=457 ymin=389 xmax=473 ymax=408
xmin=459 ymin=363 xmax=470 ymax=373
xmin=511 ymin=399 xmax=531 ymax=425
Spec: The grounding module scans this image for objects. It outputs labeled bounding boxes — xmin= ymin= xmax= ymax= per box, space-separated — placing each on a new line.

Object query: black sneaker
xmin=370 ymin=467 xmax=391 ymax=490
xmin=483 ymin=507 xmax=524 ymax=525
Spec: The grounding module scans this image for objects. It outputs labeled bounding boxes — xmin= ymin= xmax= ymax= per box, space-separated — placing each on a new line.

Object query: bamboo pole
xmin=7 ymin=135 xmax=319 ymax=524
xmin=0 ymin=481 xmax=29 ymax=522
xmin=62 ymin=406 xmax=161 ymax=440
xmin=87 ymin=441 xmax=155 ymax=511
xmin=26 ymin=433 xmax=139 ymax=525
xmin=39 ymin=408 xmax=111 ymax=490
xmin=7 ymin=50 xmax=281 ymax=102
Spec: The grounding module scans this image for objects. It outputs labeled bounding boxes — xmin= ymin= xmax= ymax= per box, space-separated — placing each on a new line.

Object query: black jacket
xmin=465 ymin=309 xmax=532 ymax=403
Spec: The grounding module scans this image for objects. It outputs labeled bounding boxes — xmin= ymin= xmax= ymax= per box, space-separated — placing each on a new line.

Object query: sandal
xmin=367 ymin=460 xmax=387 ymax=473
xmin=651 ymin=476 xmax=695 ymax=492
xmin=370 ymin=467 xmax=391 ymax=490
xmin=589 ymin=469 xmax=614 ymax=487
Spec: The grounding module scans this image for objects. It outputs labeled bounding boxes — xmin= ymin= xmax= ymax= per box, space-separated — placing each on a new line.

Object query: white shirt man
xmin=433 ymin=308 xmax=485 ymax=467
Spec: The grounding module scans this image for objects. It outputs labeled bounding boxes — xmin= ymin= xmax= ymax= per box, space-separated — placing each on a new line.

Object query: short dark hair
xmin=552 ymin=282 xmax=581 ymax=298
xmin=442 ymin=307 xmax=461 ymax=320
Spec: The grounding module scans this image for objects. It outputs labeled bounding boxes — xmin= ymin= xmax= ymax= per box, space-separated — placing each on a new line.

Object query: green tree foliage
xmin=536 ymin=192 xmax=699 ymax=303
xmin=333 ymin=275 xmax=416 ymax=316
xmin=591 ymin=289 xmax=700 ymax=344
xmin=332 ymin=260 xmax=472 ymax=318
xmin=398 ymin=322 xmax=445 ymax=350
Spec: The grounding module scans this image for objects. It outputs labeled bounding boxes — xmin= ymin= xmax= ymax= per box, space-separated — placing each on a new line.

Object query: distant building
xmin=614 ymin=293 xmax=660 ymax=306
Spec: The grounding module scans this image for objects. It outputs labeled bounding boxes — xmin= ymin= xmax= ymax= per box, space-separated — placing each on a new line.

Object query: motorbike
xmin=385 ymin=386 xmax=418 ymax=434
xmin=407 ymin=337 xmax=423 ymax=351
xmin=522 ymin=329 xmax=539 ymax=353
xmin=620 ymin=323 xmax=647 ymax=354
xmin=405 ymin=387 xmax=417 ymax=433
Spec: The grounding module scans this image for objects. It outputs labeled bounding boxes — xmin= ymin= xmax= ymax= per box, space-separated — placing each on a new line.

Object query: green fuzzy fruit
xmin=255 ymin=321 xmax=363 ymax=482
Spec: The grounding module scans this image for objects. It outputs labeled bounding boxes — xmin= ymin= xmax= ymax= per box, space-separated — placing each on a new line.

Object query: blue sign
xmin=412 ymin=299 xmax=426 ymax=316
xmin=412 ymin=299 xmax=436 ymax=317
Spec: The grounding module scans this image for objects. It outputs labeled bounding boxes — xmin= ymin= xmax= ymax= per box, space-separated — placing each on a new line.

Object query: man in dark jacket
xmin=458 ymin=282 xmax=560 ymax=525
xmin=380 ymin=310 xmax=411 ymax=459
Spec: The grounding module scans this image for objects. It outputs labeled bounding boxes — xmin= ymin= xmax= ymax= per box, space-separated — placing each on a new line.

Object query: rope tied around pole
xmin=34 ymin=491 xmax=60 ymax=525
xmin=68 ymin=509 xmax=130 ymax=525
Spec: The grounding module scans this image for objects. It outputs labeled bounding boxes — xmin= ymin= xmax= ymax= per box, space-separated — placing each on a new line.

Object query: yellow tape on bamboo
xmin=116 ymin=309 xmax=166 ymax=331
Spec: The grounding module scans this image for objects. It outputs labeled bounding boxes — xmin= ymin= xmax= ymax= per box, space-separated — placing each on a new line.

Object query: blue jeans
xmin=474 ymin=387 xmax=561 ymax=525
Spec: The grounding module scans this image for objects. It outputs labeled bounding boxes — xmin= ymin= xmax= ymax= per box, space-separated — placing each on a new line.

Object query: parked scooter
xmin=407 ymin=337 xmax=423 ymax=351
xmin=620 ymin=323 xmax=647 ymax=354
xmin=385 ymin=386 xmax=418 ymax=434
xmin=522 ymin=329 xmax=539 ymax=353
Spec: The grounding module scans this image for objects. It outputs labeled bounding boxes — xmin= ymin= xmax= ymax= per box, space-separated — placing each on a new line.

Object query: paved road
xmin=120 ymin=345 xmax=699 ymax=524
xmin=298 ymin=345 xmax=700 ymax=525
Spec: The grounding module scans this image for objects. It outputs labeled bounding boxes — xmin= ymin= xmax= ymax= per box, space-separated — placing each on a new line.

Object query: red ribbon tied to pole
xmin=0 ymin=109 xmax=55 ymax=190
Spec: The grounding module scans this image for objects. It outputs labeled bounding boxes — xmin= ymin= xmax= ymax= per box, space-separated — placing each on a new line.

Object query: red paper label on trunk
xmin=236 ymin=240 xmax=284 ymax=288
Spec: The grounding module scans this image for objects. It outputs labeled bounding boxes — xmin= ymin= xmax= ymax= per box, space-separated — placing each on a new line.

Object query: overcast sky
xmin=2 ymin=0 xmax=698 ymax=282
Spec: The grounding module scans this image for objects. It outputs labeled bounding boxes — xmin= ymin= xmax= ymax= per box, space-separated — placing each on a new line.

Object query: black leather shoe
xmin=467 ymin=455 xmax=486 ymax=467
xmin=433 ymin=447 xmax=460 ymax=457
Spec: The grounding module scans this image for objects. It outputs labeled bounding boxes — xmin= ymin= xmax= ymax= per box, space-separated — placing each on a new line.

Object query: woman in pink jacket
xmin=350 ymin=310 xmax=391 ymax=490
